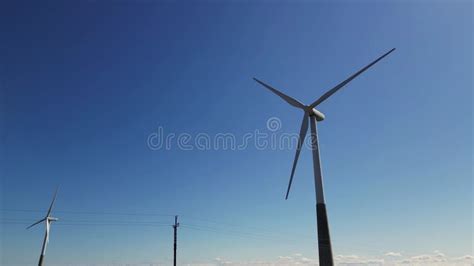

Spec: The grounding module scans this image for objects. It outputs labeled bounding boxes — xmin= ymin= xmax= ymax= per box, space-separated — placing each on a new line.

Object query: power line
xmin=1 ymin=208 xmax=305 ymax=238
xmin=0 ymin=220 xmax=171 ymax=227
xmin=183 ymin=215 xmax=315 ymax=241
xmin=1 ymin=215 xmax=386 ymax=254
xmin=181 ymin=224 xmax=312 ymax=243
xmin=0 ymin=208 xmax=315 ymax=243
xmin=1 ymin=221 xmax=383 ymax=253
xmin=0 ymin=208 xmax=175 ymax=217
xmin=1 ymin=209 xmax=314 ymax=242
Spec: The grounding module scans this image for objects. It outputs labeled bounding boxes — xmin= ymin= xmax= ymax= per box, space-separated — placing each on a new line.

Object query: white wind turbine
xmin=254 ymin=48 xmax=395 ymax=266
xmin=27 ymin=188 xmax=59 ymax=266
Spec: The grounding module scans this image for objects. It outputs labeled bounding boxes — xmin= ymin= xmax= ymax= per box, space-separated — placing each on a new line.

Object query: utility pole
xmin=173 ymin=215 xmax=179 ymax=266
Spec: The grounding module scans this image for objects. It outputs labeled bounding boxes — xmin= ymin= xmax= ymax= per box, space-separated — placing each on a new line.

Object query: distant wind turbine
xmin=254 ymin=48 xmax=395 ymax=266
xmin=27 ymin=187 xmax=59 ymax=266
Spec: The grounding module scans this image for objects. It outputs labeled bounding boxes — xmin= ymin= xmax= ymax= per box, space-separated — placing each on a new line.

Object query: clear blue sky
xmin=1 ymin=1 xmax=472 ymax=265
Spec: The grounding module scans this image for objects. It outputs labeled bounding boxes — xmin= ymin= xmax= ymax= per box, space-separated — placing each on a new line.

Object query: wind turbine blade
xmin=26 ymin=218 xmax=46 ymax=229
xmin=253 ymin=78 xmax=305 ymax=109
xmin=310 ymin=48 xmax=396 ymax=108
xmin=46 ymin=187 xmax=59 ymax=217
xmin=285 ymin=113 xmax=309 ymax=200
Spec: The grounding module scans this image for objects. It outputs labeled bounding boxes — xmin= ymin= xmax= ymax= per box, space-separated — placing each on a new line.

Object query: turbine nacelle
xmin=308 ymin=107 xmax=325 ymax=121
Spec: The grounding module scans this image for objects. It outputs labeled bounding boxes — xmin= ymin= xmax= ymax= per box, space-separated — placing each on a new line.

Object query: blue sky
xmin=1 ymin=1 xmax=472 ymax=265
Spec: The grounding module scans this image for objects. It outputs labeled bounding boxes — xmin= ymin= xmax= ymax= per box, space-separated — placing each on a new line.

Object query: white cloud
xmin=46 ymin=251 xmax=474 ymax=266
xmin=333 ymin=251 xmax=472 ymax=266
xmin=335 ymin=254 xmax=385 ymax=265
xmin=452 ymin=255 xmax=474 ymax=262
xmin=205 ymin=251 xmax=473 ymax=266
xmin=214 ymin=257 xmax=233 ymax=265
xmin=384 ymin=252 xmax=402 ymax=258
